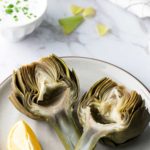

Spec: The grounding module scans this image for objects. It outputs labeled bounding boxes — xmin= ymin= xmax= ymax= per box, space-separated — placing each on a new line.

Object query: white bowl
xmin=0 ymin=0 xmax=47 ymax=42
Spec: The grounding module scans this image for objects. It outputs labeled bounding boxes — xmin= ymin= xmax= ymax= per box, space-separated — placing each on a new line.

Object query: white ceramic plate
xmin=0 ymin=57 xmax=150 ymax=150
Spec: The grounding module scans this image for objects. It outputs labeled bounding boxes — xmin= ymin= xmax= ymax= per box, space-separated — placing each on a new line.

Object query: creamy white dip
xmin=0 ymin=0 xmax=46 ymax=26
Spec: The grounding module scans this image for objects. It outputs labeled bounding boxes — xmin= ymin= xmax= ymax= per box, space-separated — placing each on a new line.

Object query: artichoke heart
xmin=75 ymin=77 xmax=150 ymax=150
xmin=9 ymin=55 xmax=80 ymax=150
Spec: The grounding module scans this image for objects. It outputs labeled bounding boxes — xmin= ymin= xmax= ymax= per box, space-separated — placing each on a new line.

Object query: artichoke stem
xmin=75 ymin=127 xmax=101 ymax=150
xmin=47 ymin=111 xmax=81 ymax=150
xmin=75 ymin=124 xmax=120 ymax=150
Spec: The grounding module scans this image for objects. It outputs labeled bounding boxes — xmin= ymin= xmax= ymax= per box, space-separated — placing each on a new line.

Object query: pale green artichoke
xmin=9 ymin=55 xmax=80 ymax=150
xmin=75 ymin=77 xmax=150 ymax=150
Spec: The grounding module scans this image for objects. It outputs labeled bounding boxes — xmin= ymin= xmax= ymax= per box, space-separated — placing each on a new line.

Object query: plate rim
xmin=0 ymin=56 xmax=149 ymax=94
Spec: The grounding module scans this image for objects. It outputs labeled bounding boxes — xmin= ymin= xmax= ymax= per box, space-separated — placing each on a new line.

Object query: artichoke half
xmin=75 ymin=77 xmax=150 ymax=150
xmin=9 ymin=55 xmax=80 ymax=150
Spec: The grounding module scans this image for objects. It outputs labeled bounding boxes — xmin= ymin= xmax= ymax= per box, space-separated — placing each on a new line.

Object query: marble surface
xmin=1 ymin=0 xmax=150 ymax=89
xmin=109 ymin=0 xmax=150 ymax=18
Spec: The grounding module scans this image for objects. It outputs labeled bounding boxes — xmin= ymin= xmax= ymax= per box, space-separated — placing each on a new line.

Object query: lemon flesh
xmin=7 ymin=120 xmax=42 ymax=150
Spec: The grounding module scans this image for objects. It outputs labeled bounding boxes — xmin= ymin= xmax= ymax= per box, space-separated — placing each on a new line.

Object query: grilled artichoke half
xmin=75 ymin=77 xmax=150 ymax=150
xmin=9 ymin=55 xmax=80 ymax=150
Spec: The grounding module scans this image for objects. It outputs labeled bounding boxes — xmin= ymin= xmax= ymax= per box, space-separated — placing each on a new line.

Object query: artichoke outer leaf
xmin=101 ymin=106 xmax=150 ymax=145
xmin=59 ymin=16 xmax=84 ymax=34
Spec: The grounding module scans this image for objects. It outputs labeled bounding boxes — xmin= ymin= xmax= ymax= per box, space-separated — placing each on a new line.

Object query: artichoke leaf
xmin=59 ymin=16 xmax=84 ymax=35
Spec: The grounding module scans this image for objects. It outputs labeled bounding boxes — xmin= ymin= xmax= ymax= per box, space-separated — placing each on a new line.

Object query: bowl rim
xmin=0 ymin=0 xmax=48 ymax=28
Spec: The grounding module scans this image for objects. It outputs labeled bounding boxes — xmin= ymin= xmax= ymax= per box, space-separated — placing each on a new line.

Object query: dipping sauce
xmin=0 ymin=0 xmax=45 ymax=26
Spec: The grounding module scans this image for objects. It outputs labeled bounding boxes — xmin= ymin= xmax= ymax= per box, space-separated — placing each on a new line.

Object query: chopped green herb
xmin=22 ymin=7 xmax=28 ymax=14
xmin=15 ymin=7 xmax=19 ymax=13
xmin=16 ymin=0 xmax=20 ymax=5
xmin=23 ymin=7 xmax=28 ymax=10
xmin=1 ymin=0 xmax=37 ymax=23
xmin=13 ymin=15 xmax=18 ymax=21
xmin=7 ymin=4 xmax=14 ymax=8
xmin=5 ymin=8 xmax=13 ymax=14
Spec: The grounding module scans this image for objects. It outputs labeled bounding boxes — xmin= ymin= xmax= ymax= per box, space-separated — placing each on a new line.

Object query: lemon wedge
xmin=71 ymin=5 xmax=84 ymax=15
xmin=96 ymin=24 xmax=110 ymax=36
xmin=7 ymin=120 xmax=42 ymax=150
xmin=83 ymin=7 xmax=96 ymax=17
